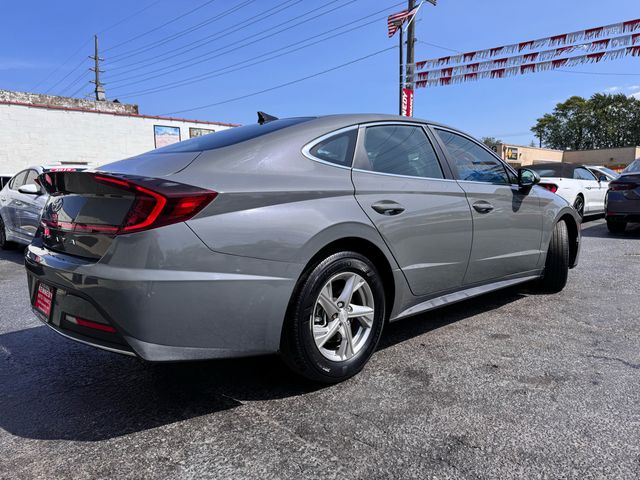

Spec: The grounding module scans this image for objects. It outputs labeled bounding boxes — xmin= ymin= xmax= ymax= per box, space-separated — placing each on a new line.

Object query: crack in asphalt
xmin=586 ymin=354 xmax=640 ymax=370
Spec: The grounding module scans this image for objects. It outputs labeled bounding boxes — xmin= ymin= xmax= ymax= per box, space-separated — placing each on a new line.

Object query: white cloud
xmin=605 ymin=86 xmax=621 ymax=92
xmin=631 ymin=92 xmax=640 ymax=100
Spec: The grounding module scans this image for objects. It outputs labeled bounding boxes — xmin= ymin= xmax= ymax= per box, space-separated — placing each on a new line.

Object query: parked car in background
xmin=24 ymin=114 xmax=581 ymax=383
xmin=0 ymin=165 xmax=86 ymax=248
xmin=528 ymin=162 xmax=608 ymax=218
xmin=587 ymin=165 xmax=619 ymax=182
xmin=605 ymin=158 xmax=640 ymax=233
xmin=0 ymin=174 xmax=14 ymax=190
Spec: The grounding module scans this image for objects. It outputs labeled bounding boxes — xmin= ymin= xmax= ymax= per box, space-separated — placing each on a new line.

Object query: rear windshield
xmin=529 ymin=164 xmax=569 ymax=178
xmin=624 ymin=159 xmax=640 ymax=173
xmin=155 ymin=117 xmax=314 ymax=153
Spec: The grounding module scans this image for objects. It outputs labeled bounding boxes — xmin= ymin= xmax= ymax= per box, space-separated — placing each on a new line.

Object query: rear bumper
xmin=606 ymin=191 xmax=640 ymax=222
xmin=24 ymin=223 xmax=299 ymax=361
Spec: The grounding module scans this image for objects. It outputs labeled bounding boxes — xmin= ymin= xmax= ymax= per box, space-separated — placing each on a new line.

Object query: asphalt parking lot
xmin=0 ymin=218 xmax=639 ymax=479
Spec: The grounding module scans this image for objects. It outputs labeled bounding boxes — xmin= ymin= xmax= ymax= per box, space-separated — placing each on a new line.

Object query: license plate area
xmin=34 ymin=282 xmax=55 ymax=320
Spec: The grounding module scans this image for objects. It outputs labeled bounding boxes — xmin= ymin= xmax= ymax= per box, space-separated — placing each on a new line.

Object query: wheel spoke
xmin=336 ymin=274 xmax=364 ymax=307
xmin=337 ymin=323 xmax=355 ymax=360
xmin=314 ymin=319 xmax=340 ymax=348
xmin=317 ymin=283 xmax=339 ymax=317
xmin=348 ymin=304 xmax=374 ymax=328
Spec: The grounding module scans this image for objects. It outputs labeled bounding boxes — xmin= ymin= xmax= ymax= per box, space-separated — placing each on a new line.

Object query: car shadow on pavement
xmin=0 ymin=286 xmax=531 ymax=442
xmin=0 ymin=247 xmax=25 ymax=265
xmin=581 ymin=220 xmax=640 ymax=239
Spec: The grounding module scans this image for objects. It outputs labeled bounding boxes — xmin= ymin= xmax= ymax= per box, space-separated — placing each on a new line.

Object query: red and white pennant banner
xmin=416 ymin=47 xmax=640 ymax=88
xmin=417 ymin=34 xmax=640 ymax=80
xmin=416 ymin=18 xmax=640 ymax=70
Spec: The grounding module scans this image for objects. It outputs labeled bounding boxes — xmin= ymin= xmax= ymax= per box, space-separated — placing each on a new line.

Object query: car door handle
xmin=472 ymin=201 xmax=494 ymax=213
xmin=371 ymin=201 xmax=405 ymax=216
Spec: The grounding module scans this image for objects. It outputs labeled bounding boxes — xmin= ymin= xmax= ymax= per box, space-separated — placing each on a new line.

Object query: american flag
xmin=387 ymin=6 xmax=419 ymax=38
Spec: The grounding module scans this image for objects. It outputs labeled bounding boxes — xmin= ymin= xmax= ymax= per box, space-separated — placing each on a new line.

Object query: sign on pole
xmin=401 ymin=88 xmax=414 ymax=116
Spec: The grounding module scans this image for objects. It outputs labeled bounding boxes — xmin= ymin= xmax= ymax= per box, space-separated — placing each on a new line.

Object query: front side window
xmin=435 ymin=129 xmax=509 ymax=184
xmin=574 ymin=167 xmax=597 ymax=181
xmin=9 ymin=170 xmax=28 ymax=190
xmin=362 ymin=125 xmax=444 ymax=179
xmin=308 ymin=129 xmax=357 ymax=167
xmin=23 ymin=170 xmax=39 ymax=185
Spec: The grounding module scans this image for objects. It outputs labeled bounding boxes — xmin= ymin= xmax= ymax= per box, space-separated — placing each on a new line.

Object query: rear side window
xmin=9 ymin=170 xmax=28 ymax=190
xmin=363 ymin=125 xmax=444 ymax=179
xmin=155 ymin=117 xmax=314 ymax=153
xmin=574 ymin=167 xmax=596 ymax=180
xmin=624 ymin=159 xmax=640 ymax=173
xmin=435 ymin=129 xmax=509 ymax=184
xmin=308 ymin=129 xmax=357 ymax=167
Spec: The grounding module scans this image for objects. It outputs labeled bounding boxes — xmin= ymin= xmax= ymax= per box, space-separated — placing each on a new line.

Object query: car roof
xmin=528 ymin=162 xmax=588 ymax=177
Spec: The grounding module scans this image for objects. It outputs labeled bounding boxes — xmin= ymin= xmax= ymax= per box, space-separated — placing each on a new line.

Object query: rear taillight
xmin=539 ymin=183 xmax=559 ymax=193
xmin=42 ymin=173 xmax=217 ymax=235
xmin=609 ymin=181 xmax=638 ymax=191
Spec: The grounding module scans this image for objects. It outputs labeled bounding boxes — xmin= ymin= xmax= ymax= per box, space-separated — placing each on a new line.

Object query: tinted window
xmin=436 ymin=129 xmax=509 ymax=184
xmin=9 ymin=170 xmax=28 ymax=190
xmin=363 ymin=125 xmax=443 ymax=179
xmin=156 ymin=117 xmax=314 ymax=153
xmin=309 ymin=129 xmax=357 ymax=167
xmin=574 ymin=167 xmax=596 ymax=181
xmin=623 ymin=159 xmax=640 ymax=173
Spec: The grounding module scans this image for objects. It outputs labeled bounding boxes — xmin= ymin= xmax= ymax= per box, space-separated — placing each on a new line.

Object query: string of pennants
xmin=414 ymin=18 xmax=640 ymax=88
xmin=417 ymin=47 xmax=640 ymax=88
xmin=417 ymin=34 xmax=640 ymax=81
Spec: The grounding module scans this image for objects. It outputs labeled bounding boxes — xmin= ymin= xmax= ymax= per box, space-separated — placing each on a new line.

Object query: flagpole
xmin=399 ymin=27 xmax=404 ymax=115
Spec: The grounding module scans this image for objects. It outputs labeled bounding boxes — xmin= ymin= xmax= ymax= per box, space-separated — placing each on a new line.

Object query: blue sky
xmin=1 ymin=0 xmax=639 ymax=144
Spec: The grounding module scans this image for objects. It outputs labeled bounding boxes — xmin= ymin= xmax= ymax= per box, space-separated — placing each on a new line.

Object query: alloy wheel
xmin=311 ymin=272 xmax=375 ymax=362
xmin=573 ymin=196 xmax=584 ymax=218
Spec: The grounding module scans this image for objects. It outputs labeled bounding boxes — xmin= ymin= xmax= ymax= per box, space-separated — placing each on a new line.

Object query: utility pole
xmin=405 ymin=0 xmax=416 ymax=97
xmin=398 ymin=27 xmax=404 ymax=115
xmin=90 ymin=34 xmax=106 ymax=101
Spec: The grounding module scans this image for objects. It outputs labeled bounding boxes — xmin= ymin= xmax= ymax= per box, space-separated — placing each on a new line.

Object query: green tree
xmin=531 ymin=93 xmax=640 ymax=150
xmin=480 ymin=136 xmax=502 ymax=152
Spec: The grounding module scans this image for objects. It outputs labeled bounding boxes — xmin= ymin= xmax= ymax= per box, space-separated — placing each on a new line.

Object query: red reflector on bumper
xmin=66 ymin=315 xmax=116 ymax=333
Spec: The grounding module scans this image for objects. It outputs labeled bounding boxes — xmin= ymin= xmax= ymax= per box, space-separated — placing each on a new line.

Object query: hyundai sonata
xmin=25 ymin=114 xmax=581 ymax=383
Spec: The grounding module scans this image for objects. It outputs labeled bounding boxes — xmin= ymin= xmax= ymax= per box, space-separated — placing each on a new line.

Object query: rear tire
xmin=0 ymin=216 xmax=15 ymax=250
xmin=280 ymin=251 xmax=386 ymax=384
xmin=573 ymin=195 xmax=584 ymax=220
xmin=538 ymin=220 xmax=569 ymax=293
xmin=606 ymin=218 xmax=627 ymax=234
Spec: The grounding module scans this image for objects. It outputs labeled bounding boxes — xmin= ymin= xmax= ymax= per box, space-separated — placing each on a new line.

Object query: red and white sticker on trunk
xmin=34 ymin=283 xmax=54 ymax=319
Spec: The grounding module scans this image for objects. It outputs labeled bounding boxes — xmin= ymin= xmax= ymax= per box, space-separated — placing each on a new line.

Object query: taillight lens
xmin=609 ymin=181 xmax=638 ymax=191
xmin=539 ymin=183 xmax=559 ymax=193
xmin=42 ymin=173 xmax=217 ymax=235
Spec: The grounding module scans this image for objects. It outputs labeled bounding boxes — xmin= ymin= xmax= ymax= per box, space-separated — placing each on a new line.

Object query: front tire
xmin=538 ymin=220 xmax=569 ymax=293
xmin=606 ymin=218 xmax=627 ymax=234
xmin=0 ymin=216 xmax=14 ymax=250
xmin=280 ymin=251 xmax=386 ymax=384
xmin=573 ymin=195 xmax=584 ymax=220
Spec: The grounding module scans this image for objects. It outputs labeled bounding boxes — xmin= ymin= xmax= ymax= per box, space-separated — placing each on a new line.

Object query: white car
xmin=586 ymin=165 xmax=619 ymax=182
xmin=528 ymin=163 xmax=608 ymax=218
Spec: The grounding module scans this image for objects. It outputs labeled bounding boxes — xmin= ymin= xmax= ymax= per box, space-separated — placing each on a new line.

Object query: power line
xmin=44 ymin=57 xmax=88 ymax=94
xmin=107 ymin=0 xmax=382 ymax=90
xmin=105 ymin=0 xmax=288 ymax=63
xmin=104 ymin=0 xmax=349 ymax=76
xmin=103 ymin=0 xmax=219 ymax=53
xmin=160 ymin=46 xmax=397 ymax=116
xmin=417 ymin=40 xmax=462 ymax=54
xmin=112 ymin=4 xmax=403 ymax=98
xmin=59 ymin=68 xmax=90 ymax=96
xmin=30 ymin=0 xmax=164 ymax=93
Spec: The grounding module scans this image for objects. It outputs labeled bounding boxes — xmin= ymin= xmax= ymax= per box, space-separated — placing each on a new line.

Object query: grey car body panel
xmin=606 ymin=173 xmax=640 ymax=218
xmin=25 ymin=114 xmax=580 ymax=361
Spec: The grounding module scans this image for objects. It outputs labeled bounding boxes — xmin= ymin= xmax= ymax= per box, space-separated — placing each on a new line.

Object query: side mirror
xmin=18 ymin=183 xmax=42 ymax=195
xmin=518 ymin=168 xmax=540 ymax=192
xmin=598 ymin=175 xmax=608 ymax=183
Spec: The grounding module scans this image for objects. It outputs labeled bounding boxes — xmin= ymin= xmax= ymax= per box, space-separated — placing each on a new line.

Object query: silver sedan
xmin=24 ymin=114 xmax=581 ymax=383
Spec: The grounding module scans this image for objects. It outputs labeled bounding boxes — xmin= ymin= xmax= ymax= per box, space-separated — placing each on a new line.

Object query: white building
xmin=0 ymin=90 xmax=237 ymax=174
